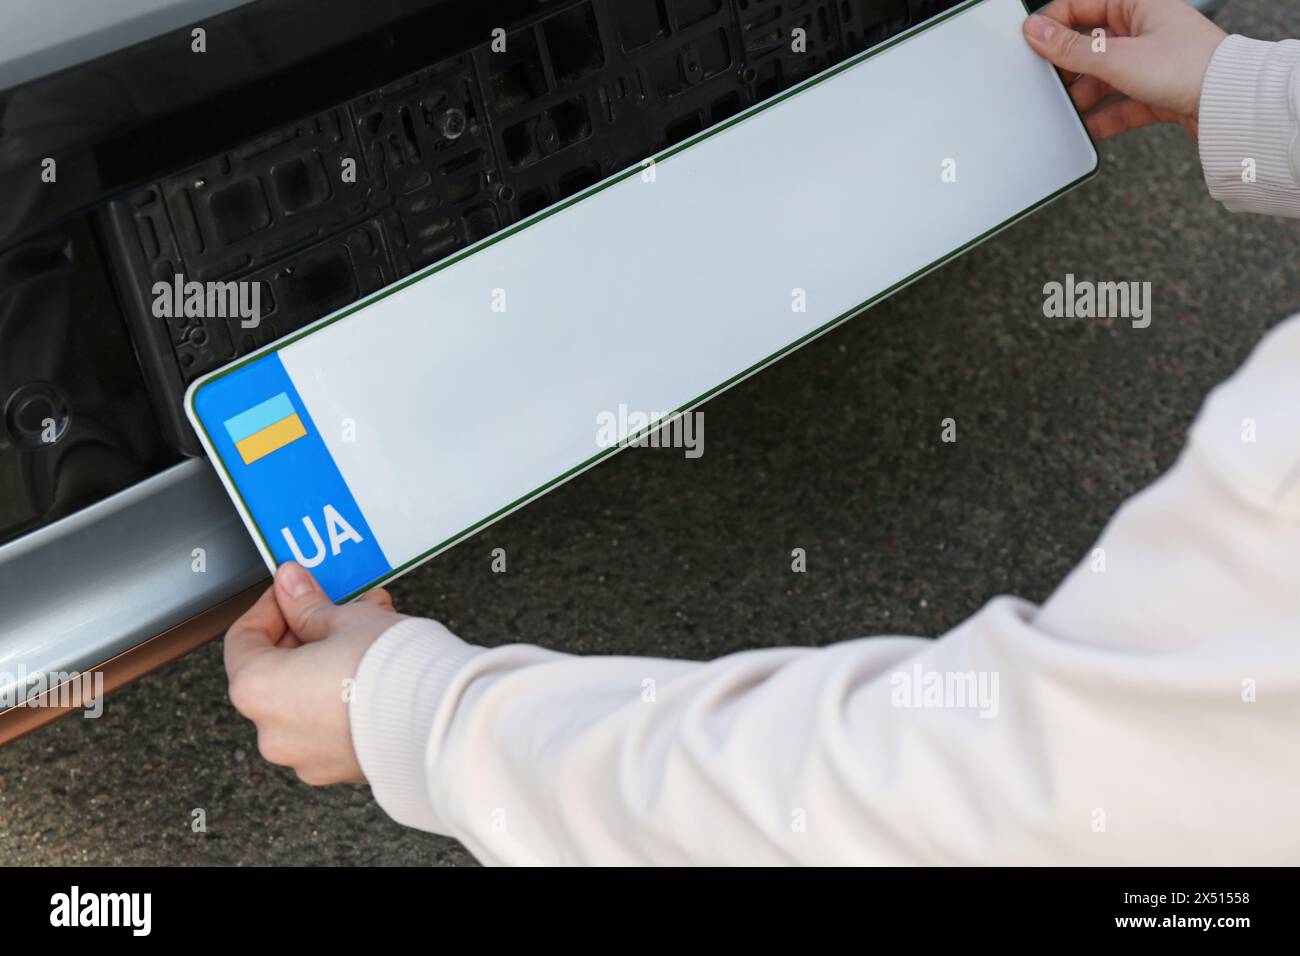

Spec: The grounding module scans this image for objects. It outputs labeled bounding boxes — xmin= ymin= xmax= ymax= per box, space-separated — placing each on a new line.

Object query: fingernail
xmin=1025 ymin=14 xmax=1056 ymax=43
xmin=278 ymin=561 xmax=316 ymax=598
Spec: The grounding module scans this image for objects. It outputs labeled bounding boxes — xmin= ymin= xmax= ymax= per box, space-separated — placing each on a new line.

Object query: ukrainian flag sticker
xmin=223 ymin=392 xmax=307 ymax=465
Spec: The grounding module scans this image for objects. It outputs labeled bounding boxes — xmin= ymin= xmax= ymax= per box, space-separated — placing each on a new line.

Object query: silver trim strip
xmin=0 ymin=458 xmax=265 ymax=704
xmin=0 ymin=0 xmax=258 ymax=90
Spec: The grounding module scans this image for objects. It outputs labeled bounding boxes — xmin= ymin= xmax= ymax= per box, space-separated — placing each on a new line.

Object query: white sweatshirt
xmin=350 ymin=34 xmax=1300 ymax=865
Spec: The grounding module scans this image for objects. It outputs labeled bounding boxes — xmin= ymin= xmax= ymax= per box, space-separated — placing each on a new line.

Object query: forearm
xmin=352 ymin=603 xmax=1085 ymax=866
xmin=349 ymin=588 xmax=1300 ymax=865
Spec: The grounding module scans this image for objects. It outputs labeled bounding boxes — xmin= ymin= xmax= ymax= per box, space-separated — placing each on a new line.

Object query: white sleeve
xmin=1199 ymin=35 xmax=1300 ymax=217
xmin=350 ymin=317 xmax=1300 ymax=866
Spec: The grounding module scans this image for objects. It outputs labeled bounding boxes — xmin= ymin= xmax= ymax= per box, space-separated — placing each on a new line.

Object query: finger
xmin=358 ymin=588 xmax=396 ymax=611
xmin=1084 ymin=97 xmax=1164 ymax=140
xmin=1033 ymin=0 xmax=1130 ymax=32
xmin=1067 ymin=73 xmax=1118 ymax=114
xmin=224 ymin=585 xmax=286 ymax=678
xmin=274 ymin=562 xmax=340 ymax=643
xmin=1024 ymin=16 xmax=1140 ymax=89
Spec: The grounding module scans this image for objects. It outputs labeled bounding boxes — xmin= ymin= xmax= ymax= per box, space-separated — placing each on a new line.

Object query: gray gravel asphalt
xmin=1 ymin=0 xmax=1296 ymax=867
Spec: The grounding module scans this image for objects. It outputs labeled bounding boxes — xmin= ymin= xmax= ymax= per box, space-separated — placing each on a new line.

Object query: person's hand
xmin=224 ymin=562 xmax=405 ymax=785
xmin=1023 ymin=0 xmax=1227 ymax=140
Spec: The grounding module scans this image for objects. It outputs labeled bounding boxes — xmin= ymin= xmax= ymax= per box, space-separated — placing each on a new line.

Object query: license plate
xmin=187 ymin=0 xmax=1097 ymax=602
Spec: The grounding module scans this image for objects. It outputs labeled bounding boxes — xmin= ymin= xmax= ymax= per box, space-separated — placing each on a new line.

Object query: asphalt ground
xmin=1 ymin=0 xmax=1296 ymax=866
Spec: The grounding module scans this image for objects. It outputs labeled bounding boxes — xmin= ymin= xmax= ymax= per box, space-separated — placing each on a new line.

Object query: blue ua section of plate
xmin=190 ymin=353 xmax=391 ymax=601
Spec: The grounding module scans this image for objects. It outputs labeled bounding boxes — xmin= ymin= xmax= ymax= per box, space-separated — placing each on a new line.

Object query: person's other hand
xmin=1023 ymin=0 xmax=1227 ymax=140
xmin=224 ymin=562 xmax=404 ymax=785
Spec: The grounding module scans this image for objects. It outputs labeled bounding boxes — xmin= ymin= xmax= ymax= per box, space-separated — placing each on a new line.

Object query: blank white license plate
xmin=187 ymin=0 xmax=1097 ymax=602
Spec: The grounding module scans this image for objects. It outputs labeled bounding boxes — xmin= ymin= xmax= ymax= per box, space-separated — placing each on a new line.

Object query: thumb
xmin=1023 ymin=14 xmax=1114 ymax=80
xmin=274 ymin=562 xmax=338 ymax=643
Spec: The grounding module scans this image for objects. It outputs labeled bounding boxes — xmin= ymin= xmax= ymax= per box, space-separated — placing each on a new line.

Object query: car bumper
xmin=0 ymin=460 xmax=266 ymax=742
